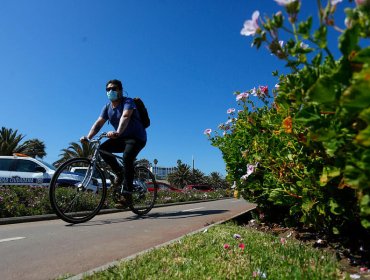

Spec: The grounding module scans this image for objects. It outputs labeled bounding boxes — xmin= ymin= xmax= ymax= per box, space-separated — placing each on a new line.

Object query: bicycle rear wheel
xmin=49 ymin=157 xmax=107 ymax=224
xmin=129 ymin=165 xmax=158 ymax=215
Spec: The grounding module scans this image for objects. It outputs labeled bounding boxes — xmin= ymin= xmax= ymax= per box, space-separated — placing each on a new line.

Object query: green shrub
xmin=207 ymin=0 xmax=370 ymax=233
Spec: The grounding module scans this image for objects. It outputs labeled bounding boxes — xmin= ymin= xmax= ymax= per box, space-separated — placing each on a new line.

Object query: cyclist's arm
xmin=86 ymin=117 xmax=106 ymax=140
xmin=116 ymin=109 xmax=133 ymax=136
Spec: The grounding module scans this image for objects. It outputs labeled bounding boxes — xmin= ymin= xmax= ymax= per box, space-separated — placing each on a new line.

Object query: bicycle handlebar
xmin=82 ymin=132 xmax=108 ymax=144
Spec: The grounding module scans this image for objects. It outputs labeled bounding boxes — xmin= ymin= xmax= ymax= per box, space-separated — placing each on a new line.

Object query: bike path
xmin=0 ymin=199 xmax=256 ymax=280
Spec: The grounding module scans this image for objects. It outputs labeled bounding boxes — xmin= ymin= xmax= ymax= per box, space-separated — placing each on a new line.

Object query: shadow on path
xmin=67 ymin=209 xmax=229 ymax=227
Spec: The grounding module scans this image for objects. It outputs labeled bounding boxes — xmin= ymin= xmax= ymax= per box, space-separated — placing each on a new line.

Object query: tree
xmin=22 ymin=139 xmax=46 ymax=159
xmin=205 ymin=172 xmax=229 ymax=189
xmin=54 ymin=141 xmax=95 ymax=167
xmin=0 ymin=127 xmax=46 ymax=158
xmin=0 ymin=127 xmax=26 ymax=155
xmin=136 ymin=158 xmax=150 ymax=167
xmin=167 ymin=163 xmax=193 ymax=188
xmin=189 ymin=168 xmax=206 ymax=185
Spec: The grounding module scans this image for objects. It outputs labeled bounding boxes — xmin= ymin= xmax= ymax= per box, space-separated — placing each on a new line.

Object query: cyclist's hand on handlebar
xmin=107 ymin=131 xmax=119 ymax=139
xmin=80 ymin=136 xmax=89 ymax=143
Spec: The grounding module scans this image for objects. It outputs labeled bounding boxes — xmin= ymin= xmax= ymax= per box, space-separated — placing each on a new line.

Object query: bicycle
xmin=49 ymin=132 xmax=158 ymax=224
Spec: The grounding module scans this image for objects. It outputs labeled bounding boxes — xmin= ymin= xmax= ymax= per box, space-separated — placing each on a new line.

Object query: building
xmin=150 ymin=166 xmax=177 ymax=180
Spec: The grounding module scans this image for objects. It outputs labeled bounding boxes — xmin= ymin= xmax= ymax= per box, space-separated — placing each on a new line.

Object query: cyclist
xmin=80 ymin=79 xmax=147 ymax=206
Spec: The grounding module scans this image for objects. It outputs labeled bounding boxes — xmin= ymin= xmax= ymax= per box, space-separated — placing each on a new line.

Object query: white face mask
xmin=107 ymin=90 xmax=118 ymax=101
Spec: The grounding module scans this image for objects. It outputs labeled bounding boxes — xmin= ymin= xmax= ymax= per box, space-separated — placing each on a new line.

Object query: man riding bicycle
xmin=80 ymin=79 xmax=147 ymax=206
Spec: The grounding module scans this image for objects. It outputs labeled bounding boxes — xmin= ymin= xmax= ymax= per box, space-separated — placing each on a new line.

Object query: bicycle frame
xmin=82 ymin=133 xmax=147 ymax=191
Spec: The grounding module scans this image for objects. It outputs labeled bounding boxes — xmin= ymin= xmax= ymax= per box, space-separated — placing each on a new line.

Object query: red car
xmin=147 ymin=182 xmax=182 ymax=192
xmin=183 ymin=184 xmax=214 ymax=192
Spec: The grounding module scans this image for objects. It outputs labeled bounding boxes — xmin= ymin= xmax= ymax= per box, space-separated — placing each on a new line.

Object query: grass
xmin=82 ymin=222 xmax=345 ymax=280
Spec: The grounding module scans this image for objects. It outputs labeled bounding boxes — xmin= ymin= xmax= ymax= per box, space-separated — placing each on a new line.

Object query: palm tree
xmin=22 ymin=139 xmax=46 ymax=159
xmin=53 ymin=141 xmax=95 ymax=167
xmin=153 ymin=159 xmax=158 ymax=179
xmin=190 ymin=168 xmax=206 ymax=184
xmin=136 ymin=158 xmax=150 ymax=167
xmin=167 ymin=163 xmax=193 ymax=188
xmin=0 ymin=127 xmax=25 ymax=155
xmin=205 ymin=172 xmax=228 ymax=189
xmin=0 ymin=127 xmax=46 ymax=158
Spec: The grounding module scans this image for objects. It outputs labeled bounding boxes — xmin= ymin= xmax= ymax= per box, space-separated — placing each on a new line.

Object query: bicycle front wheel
xmin=49 ymin=157 xmax=107 ymax=224
xmin=129 ymin=166 xmax=158 ymax=215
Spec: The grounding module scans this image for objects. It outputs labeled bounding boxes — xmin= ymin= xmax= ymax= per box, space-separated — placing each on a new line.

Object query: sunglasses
xmin=106 ymin=86 xmax=118 ymax=92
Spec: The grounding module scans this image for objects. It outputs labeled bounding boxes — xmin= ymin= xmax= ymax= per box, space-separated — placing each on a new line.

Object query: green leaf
xmin=329 ymin=198 xmax=344 ymax=215
xmin=341 ymin=79 xmax=370 ymax=111
xmin=320 ymin=166 xmax=341 ymax=186
xmin=302 ymin=199 xmax=316 ymax=213
xmin=307 ymin=75 xmax=338 ymax=104
xmin=350 ymin=46 xmax=370 ymax=64
xmin=360 ymin=195 xmax=370 ymax=215
xmin=297 ymin=17 xmax=312 ymax=39
xmin=295 ymin=106 xmax=321 ymax=124
xmin=339 ymin=24 xmax=360 ymax=57
xmin=313 ymin=25 xmax=327 ymax=49
xmin=361 ymin=219 xmax=370 ymax=229
xmin=311 ymin=52 xmax=322 ymax=67
xmin=359 ymin=107 xmax=370 ymax=123
xmin=355 ymin=126 xmax=370 ymax=147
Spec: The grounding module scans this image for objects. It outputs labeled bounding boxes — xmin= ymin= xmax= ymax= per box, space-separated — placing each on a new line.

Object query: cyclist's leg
xmin=99 ymin=138 xmax=125 ymax=185
xmin=122 ymin=138 xmax=146 ymax=192
xmin=99 ymin=138 xmax=124 ymax=172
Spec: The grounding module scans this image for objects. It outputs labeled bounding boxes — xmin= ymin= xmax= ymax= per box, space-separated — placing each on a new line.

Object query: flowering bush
xmin=0 ymin=186 xmax=229 ymax=218
xmin=207 ymin=0 xmax=370 ymax=233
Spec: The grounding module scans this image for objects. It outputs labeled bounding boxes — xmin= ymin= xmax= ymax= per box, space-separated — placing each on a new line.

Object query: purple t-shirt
xmin=100 ymin=98 xmax=147 ymax=142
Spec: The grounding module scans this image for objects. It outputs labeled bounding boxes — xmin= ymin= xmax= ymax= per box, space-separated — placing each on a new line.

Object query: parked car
xmin=183 ymin=184 xmax=214 ymax=192
xmin=70 ymin=166 xmax=112 ymax=188
xmin=0 ymin=154 xmax=97 ymax=190
xmin=147 ymin=182 xmax=182 ymax=192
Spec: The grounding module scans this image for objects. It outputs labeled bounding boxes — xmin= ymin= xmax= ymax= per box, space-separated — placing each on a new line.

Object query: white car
xmin=70 ymin=166 xmax=112 ymax=188
xmin=0 ymin=154 xmax=94 ymax=189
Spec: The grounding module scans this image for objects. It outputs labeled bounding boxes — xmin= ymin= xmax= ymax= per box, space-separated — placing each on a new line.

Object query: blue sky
xmin=0 ymin=0 xmax=352 ymax=176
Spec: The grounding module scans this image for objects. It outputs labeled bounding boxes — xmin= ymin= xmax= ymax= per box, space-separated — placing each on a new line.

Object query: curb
xmin=0 ymin=198 xmax=231 ymax=225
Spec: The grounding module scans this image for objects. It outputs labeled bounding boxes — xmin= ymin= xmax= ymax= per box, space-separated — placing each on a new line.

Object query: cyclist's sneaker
xmin=113 ymin=171 xmax=124 ymax=188
xmin=114 ymin=195 xmax=132 ymax=209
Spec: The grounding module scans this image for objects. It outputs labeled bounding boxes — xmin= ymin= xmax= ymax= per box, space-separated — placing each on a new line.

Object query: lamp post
xmin=153 ymin=159 xmax=158 ymax=180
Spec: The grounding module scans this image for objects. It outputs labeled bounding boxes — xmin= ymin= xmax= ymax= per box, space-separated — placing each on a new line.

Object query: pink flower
xmin=274 ymin=0 xmax=298 ymax=6
xmin=233 ymin=233 xmax=241 ymax=239
xmin=360 ymin=267 xmax=368 ymax=273
xmin=223 ymin=243 xmax=230 ymax=249
xmin=250 ymin=87 xmax=257 ymax=96
xmin=203 ymin=129 xmax=212 ymax=136
xmin=280 ymin=237 xmax=287 ymax=245
xmin=300 ymin=42 xmax=309 ymax=49
xmin=227 ymin=108 xmax=236 ymax=114
xmin=345 ymin=17 xmax=352 ymax=28
xmin=259 ymin=85 xmax=269 ymax=95
xmin=330 ymin=0 xmax=342 ymax=5
xmin=238 ymin=243 xmax=245 ymax=250
xmin=241 ymin=11 xmax=260 ymax=36
xmin=241 ymin=163 xmax=259 ymax=180
xmin=236 ymin=92 xmax=249 ymax=101
xmin=355 ymin=0 xmax=368 ymax=5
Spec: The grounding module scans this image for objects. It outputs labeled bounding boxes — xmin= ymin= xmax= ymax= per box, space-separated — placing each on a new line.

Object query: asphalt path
xmin=0 ymin=199 xmax=256 ymax=280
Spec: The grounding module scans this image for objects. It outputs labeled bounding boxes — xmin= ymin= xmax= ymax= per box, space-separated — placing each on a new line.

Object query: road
xmin=0 ymin=199 xmax=256 ymax=280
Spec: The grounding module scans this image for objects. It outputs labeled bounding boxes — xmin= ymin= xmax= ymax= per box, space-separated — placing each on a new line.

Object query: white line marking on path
xmin=181 ymin=207 xmax=205 ymax=212
xmin=0 ymin=237 xmax=26 ymax=243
